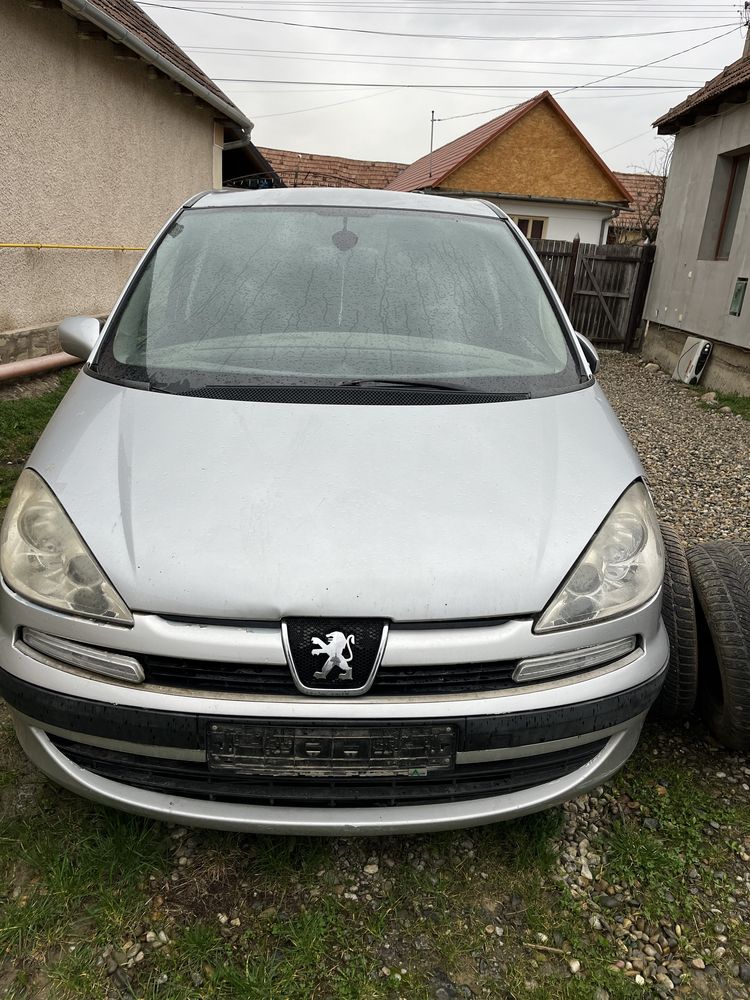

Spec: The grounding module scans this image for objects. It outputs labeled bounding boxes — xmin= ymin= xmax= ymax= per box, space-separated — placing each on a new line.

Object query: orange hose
xmin=0 ymin=352 xmax=80 ymax=383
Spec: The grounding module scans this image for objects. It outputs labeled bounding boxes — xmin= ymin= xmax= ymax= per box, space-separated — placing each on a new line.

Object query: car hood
xmin=27 ymin=375 xmax=643 ymax=621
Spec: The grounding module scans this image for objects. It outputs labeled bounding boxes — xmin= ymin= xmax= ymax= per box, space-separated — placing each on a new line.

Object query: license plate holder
xmin=206 ymin=723 xmax=456 ymax=777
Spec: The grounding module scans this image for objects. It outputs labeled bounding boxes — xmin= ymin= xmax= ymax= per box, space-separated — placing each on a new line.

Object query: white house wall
xmin=483 ymin=198 xmax=613 ymax=243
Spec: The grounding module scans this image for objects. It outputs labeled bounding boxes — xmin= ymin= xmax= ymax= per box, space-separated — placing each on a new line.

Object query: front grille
xmin=283 ymin=617 xmax=386 ymax=693
xmin=140 ymin=654 xmax=518 ymax=696
xmin=49 ymin=736 xmax=606 ymax=808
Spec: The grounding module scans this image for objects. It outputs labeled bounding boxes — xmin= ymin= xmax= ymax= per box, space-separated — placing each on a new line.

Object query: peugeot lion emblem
xmin=311 ymin=631 xmax=355 ymax=681
xmin=282 ymin=618 xmax=389 ymax=696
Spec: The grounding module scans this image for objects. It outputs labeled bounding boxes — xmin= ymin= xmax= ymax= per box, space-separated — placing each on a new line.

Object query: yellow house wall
xmin=439 ymin=101 xmax=625 ymax=203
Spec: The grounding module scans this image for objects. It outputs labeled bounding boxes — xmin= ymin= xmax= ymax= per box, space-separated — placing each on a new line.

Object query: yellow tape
xmin=0 ymin=242 xmax=146 ymax=251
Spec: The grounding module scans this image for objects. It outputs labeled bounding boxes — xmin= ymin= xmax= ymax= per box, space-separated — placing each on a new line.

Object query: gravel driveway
xmin=549 ymin=352 xmax=750 ymax=998
xmin=599 ymin=352 xmax=750 ymax=546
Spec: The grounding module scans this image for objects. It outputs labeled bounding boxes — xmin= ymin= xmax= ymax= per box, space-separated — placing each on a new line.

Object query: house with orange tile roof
xmin=643 ymin=44 xmax=750 ymax=394
xmin=260 ymin=144 xmax=662 ymax=251
xmin=610 ymin=172 xmax=667 ymax=244
xmin=260 ymin=147 xmax=407 ymax=190
xmin=386 ymin=91 xmax=631 ymax=245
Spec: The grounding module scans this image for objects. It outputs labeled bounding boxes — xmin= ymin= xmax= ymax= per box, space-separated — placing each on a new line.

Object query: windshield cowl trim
xmin=82 ymin=369 xmax=537 ymax=405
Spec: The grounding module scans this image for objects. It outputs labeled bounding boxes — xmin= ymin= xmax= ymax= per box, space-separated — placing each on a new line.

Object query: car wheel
xmin=733 ymin=541 xmax=750 ymax=565
xmin=652 ymin=523 xmax=698 ymax=720
xmin=687 ymin=541 xmax=750 ymax=751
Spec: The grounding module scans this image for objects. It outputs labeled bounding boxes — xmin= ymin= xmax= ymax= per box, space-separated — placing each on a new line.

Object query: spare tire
xmin=652 ymin=523 xmax=698 ymax=719
xmin=687 ymin=542 xmax=750 ymax=751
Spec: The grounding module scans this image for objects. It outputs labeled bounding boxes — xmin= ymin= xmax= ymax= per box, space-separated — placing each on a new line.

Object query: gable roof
xmin=654 ymin=53 xmax=750 ymax=134
xmin=260 ymin=147 xmax=407 ymax=189
xmin=63 ymin=0 xmax=251 ymax=127
xmin=387 ymin=91 xmax=632 ymax=202
xmin=387 ymin=95 xmax=539 ymax=193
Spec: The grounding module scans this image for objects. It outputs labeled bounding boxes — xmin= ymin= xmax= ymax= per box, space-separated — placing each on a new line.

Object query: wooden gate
xmin=529 ymin=237 xmax=656 ymax=350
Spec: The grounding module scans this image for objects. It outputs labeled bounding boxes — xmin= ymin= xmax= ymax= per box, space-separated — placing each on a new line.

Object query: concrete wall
xmin=641 ymin=321 xmax=750 ymax=397
xmin=644 ymin=101 xmax=750 ymax=355
xmin=0 ymin=0 xmax=220 ymax=335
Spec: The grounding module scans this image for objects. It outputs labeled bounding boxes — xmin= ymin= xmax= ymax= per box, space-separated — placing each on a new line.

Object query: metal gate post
xmin=624 ymin=243 xmax=656 ymax=351
xmin=561 ymin=236 xmax=580 ymax=313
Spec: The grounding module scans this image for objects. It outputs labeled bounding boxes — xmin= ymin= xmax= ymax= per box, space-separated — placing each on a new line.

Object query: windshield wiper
xmin=337 ymin=377 xmax=469 ymax=392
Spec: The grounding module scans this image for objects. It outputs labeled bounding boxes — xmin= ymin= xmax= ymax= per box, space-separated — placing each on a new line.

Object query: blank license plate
xmin=207 ymin=724 xmax=456 ymax=777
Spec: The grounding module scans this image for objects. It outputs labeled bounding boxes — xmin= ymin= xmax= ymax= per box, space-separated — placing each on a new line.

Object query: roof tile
xmin=84 ymin=0 xmax=238 ymax=109
xmin=613 ymin=171 xmax=665 ymax=230
xmin=654 ymin=53 xmax=750 ymax=132
xmin=259 ymin=147 xmax=407 ymax=188
xmin=386 ymin=96 xmax=539 ymax=192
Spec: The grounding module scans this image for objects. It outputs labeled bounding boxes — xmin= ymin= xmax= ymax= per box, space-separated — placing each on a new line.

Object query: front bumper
xmin=0 ymin=582 xmax=668 ymax=834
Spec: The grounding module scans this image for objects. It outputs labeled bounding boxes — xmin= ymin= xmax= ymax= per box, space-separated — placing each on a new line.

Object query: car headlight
xmin=535 ymin=481 xmax=663 ymax=632
xmin=0 ymin=469 xmax=132 ymax=623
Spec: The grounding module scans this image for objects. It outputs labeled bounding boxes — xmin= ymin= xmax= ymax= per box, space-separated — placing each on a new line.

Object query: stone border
xmin=0 ymin=316 xmax=107 ymax=366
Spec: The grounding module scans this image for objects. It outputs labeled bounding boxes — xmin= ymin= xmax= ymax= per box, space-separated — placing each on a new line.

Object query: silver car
xmin=0 ymin=189 xmax=667 ymax=834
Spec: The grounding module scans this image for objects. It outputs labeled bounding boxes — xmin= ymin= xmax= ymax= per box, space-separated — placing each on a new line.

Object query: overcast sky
xmin=137 ymin=0 xmax=746 ymax=173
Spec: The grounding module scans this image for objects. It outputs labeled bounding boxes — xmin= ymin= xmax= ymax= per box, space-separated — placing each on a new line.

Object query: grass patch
xmin=0 ymin=368 xmax=77 ymax=515
xmin=0 ymin=369 xmax=749 ymax=998
xmin=599 ymin=727 xmax=750 ymax=927
xmin=691 ymin=384 xmax=750 ymax=420
xmin=130 ymin=903 xmax=391 ymax=1000
xmin=0 ymin=803 xmax=170 ymax=959
xmin=605 ymin=820 xmax=689 ymax=918
xmin=710 ymin=389 xmax=750 ymax=420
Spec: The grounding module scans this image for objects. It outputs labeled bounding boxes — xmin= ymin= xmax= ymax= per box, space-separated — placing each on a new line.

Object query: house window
xmin=716 ymin=155 xmax=748 ymax=259
xmin=698 ymin=151 xmax=749 ymax=261
xmin=512 ymin=216 xmax=547 ymax=239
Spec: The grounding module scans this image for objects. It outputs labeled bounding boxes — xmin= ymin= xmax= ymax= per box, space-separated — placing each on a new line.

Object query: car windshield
xmin=96 ymin=204 xmax=581 ymax=395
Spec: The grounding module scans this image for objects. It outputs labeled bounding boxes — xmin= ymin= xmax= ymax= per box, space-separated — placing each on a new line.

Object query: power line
xmin=147 ymin=5 xmax=735 ymax=14
xmin=172 ymin=1 xmax=734 ymax=5
xmin=166 ymin=2 xmax=736 ymax=10
xmin=601 ymin=129 xmax=656 ymax=152
xmin=164 ymin=0 xmax=741 ymax=16
xmin=214 ymin=79 xmax=708 ymax=88
xmin=167 ymin=1 xmax=736 ymax=8
xmin=187 ymin=48 xmax=712 ymax=83
xmin=170 ymin=1 xmax=735 ymax=5
xmin=253 ymin=86 xmax=399 ymax=117
xmin=139 ymin=4 xmax=738 ymax=41
xmin=186 ymin=44 xmax=724 ymax=73
xmin=436 ymin=22 xmax=738 ymax=119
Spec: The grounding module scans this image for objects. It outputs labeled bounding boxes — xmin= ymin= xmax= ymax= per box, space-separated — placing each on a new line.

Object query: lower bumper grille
xmin=50 ymin=735 xmax=607 ymax=808
xmin=140 ymin=655 xmax=518 ymax=696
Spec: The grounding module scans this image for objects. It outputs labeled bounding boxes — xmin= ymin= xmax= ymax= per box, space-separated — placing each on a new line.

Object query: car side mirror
xmin=575 ymin=332 xmax=600 ymax=375
xmin=58 ymin=316 xmax=101 ymax=362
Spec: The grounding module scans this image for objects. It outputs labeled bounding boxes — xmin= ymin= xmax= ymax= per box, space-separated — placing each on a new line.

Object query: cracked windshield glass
xmin=100 ymin=206 xmax=578 ymax=394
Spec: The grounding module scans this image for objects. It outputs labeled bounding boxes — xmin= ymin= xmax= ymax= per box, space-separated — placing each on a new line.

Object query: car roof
xmin=188 ymin=187 xmax=504 ymax=219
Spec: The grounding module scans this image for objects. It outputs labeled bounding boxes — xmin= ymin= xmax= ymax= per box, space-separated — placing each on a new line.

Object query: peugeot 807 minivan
xmin=0 ymin=189 xmax=668 ymax=834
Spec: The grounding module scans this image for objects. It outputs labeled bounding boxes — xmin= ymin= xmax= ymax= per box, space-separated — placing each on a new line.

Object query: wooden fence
xmin=529 ymin=237 xmax=656 ymax=350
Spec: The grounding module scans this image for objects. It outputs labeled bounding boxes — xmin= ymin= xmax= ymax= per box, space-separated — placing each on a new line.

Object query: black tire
xmin=687 ymin=542 xmax=750 ymax=751
xmin=734 ymin=541 xmax=750 ymax=566
xmin=652 ymin=524 xmax=699 ymax=719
